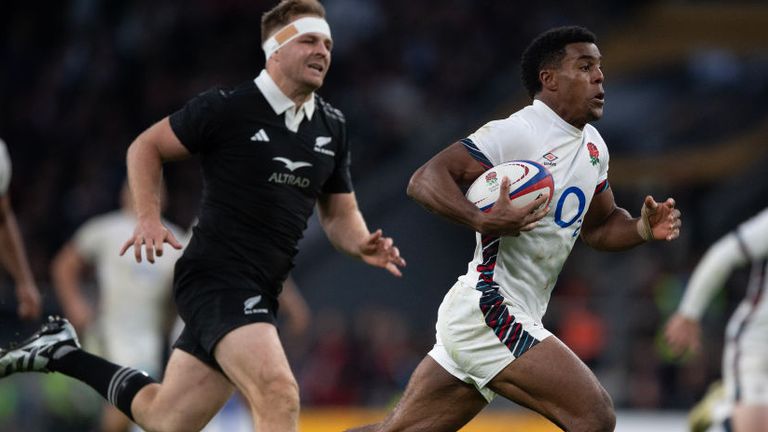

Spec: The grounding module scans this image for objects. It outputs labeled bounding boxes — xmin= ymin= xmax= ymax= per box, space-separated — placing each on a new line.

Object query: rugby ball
xmin=466 ymin=160 xmax=554 ymax=212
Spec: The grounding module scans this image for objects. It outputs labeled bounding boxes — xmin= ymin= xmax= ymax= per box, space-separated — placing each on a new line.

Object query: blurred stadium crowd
xmin=2 ymin=0 xmax=768 ymax=430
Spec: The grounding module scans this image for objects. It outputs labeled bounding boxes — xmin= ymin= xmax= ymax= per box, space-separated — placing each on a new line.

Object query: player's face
xmin=554 ymin=42 xmax=604 ymax=126
xmin=277 ymin=31 xmax=332 ymax=92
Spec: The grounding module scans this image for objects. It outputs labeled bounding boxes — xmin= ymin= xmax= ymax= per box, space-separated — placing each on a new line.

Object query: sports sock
xmin=48 ymin=346 xmax=156 ymax=421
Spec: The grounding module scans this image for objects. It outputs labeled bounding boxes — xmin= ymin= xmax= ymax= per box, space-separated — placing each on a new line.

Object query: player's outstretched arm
xmin=407 ymin=142 xmax=547 ymax=237
xmin=581 ymin=186 xmax=681 ymax=251
xmin=120 ymin=117 xmax=188 ymax=263
xmin=0 ymin=194 xmax=41 ymax=320
xmin=317 ymin=192 xmax=406 ymax=277
xmin=664 ymin=232 xmax=748 ymax=356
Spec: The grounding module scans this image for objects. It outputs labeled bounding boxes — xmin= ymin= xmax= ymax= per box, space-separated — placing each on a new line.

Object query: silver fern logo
xmin=243 ymin=295 xmax=267 ymax=315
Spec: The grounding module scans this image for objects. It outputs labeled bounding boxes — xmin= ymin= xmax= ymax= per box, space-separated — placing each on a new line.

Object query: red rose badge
xmin=587 ymin=142 xmax=599 ymax=166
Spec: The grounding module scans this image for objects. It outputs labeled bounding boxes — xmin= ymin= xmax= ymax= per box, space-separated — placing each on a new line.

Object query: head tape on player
xmin=262 ymin=16 xmax=332 ymax=61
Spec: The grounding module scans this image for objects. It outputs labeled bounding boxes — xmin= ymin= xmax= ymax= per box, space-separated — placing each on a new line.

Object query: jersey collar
xmin=254 ymin=69 xmax=316 ymax=121
xmin=532 ymin=99 xmax=582 ymax=136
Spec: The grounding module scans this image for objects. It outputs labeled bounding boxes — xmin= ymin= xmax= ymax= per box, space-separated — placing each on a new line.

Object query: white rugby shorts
xmin=428 ymin=281 xmax=552 ymax=402
xmin=723 ymin=337 xmax=768 ymax=406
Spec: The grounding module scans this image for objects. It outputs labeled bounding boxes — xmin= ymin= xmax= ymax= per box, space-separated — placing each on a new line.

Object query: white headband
xmin=262 ymin=16 xmax=332 ymax=61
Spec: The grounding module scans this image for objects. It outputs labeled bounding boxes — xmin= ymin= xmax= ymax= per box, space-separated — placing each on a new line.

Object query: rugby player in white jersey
xmin=665 ymin=208 xmax=768 ymax=432
xmin=0 ymin=138 xmax=41 ymax=321
xmin=350 ymin=26 xmax=681 ymax=432
xmin=51 ymin=182 xmax=182 ymax=432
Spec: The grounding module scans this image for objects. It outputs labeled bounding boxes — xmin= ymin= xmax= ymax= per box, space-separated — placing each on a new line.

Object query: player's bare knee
xmin=590 ymin=405 xmax=615 ymax=432
xmin=267 ymin=377 xmax=300 ymax=413
xmin=135 ymin=398 xmax=213 ymax=432
xmin=244 ymin=371 xmax=299 ymax=414
xmin=572 ymin=390 xmax=615 ymax=432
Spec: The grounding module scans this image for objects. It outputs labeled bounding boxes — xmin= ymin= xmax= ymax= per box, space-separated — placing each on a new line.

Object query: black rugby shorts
xmin=172 ymin=260 xmax=279 ymax=372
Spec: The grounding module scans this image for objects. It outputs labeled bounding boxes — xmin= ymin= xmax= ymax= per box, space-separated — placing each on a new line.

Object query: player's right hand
xmin=477 ymin=177 xmax=549 ymax=237
xmin=120 ymin=218 xmax=182 ymax=263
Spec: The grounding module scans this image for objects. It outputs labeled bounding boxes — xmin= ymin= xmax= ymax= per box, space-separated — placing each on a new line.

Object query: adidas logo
xmin=250 ymin=129 xmax=270 ymax=142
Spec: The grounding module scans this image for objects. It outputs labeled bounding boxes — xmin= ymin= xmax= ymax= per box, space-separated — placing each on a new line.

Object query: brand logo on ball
xmin=484 ymin=171 xmax=498 ymax=188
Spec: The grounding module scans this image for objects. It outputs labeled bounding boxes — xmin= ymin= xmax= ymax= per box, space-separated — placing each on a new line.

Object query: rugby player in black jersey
xmin=0 ymin=1 xmax=405 ymax=431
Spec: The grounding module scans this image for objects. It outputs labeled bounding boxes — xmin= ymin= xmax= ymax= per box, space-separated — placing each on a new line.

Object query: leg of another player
xmin=487 ymin=336 xmax=615 ymax=431
xmin=731 ymin=405 xmax=768 ymax=432
xmin=130 ymin=350 xmax=234 ymax=431
xmin=347 ymin=356 xmax=488 ymax=432
xmin=214 ymin=322 xmax=300 ymax=432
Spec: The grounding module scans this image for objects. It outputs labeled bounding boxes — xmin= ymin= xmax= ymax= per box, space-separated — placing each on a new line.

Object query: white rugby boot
xmin=0 ymin=315 xmax=80 ymax=377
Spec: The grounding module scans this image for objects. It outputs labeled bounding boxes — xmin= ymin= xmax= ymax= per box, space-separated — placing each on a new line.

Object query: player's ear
xmin=540 ymin=69 xmax=557 ymax=92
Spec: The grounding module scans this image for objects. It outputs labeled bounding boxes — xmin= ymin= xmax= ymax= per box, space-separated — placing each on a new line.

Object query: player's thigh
xmin=132 ymin=349 xmax=234 ymax=431
xmin=729 ymin=350 xmax=768 ymax=432
xmin=488 ymin=336 xmax=614 ymax=430
xmin=214 ymin=322 xmax=298 ymax=405
xmin=377 ymin=355 xmax=487 ymax=432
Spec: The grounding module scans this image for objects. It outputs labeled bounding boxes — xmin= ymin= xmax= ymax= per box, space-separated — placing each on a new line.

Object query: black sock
xmin=48 ymin=346 xmax=156 ymax=421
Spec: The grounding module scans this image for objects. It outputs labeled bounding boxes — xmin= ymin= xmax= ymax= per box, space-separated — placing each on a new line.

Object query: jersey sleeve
xmin=735 ymin=208 xmax=768 ymax=260
xmin=169 ymin=87 xmax=229 ymax=153
xmin=0 ymin=139 xmax=12 ymax=196
xmin=465 ymin=117 xmax=533 ymax=168
xmin=678 ymin=233 xmax=748 ymax=320
xmin=321 ymin=118 xmax=353 ymax=194
xmin=73 ymin=217 xmax=106 ymax=262
xmin=584 ymin=127 xmax=610 ymax=194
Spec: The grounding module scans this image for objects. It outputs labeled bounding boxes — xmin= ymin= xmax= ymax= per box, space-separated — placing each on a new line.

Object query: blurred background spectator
xmin=1 ymin=0 xmax=767 ymax=429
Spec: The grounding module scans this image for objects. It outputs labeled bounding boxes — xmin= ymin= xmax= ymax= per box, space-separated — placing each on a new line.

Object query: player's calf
xmin=0 ymin=316 xmax=157 ymax=424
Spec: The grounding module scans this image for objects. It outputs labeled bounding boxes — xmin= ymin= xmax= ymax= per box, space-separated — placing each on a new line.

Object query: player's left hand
xmin=359 ymin=229 xmax=406 ymax=277
xmin=637 ymin=195 xmax=681 ymax=241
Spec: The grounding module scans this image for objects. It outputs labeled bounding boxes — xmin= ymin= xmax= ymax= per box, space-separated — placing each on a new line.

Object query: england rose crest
xmin=587 ymin=142 xmax=599 ymax=166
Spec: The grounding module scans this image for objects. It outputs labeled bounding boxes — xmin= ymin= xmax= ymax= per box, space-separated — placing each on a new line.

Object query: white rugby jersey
xmin=678 ymin=208 xmax=768 ymax=347
xmin=74 ymin=211 xmax=183 ymax=366
xmin=0 ymin=138 xmax=12 ymax=196
xmin=457 ymin=100 xmax=609 ymax=321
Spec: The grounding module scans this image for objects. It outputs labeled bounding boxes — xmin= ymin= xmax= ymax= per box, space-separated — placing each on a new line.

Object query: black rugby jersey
xmin=169 ymin=81 xmax=352 ymax=295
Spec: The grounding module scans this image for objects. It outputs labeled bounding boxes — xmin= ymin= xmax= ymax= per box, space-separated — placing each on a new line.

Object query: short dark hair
xmin=520 ymin=26 xmax=597 ymax=98
xmin=261 ymin=0 xmax=326 ymax=43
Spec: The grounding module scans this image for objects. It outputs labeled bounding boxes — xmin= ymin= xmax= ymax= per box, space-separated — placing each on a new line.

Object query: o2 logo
xmin=554 ymin=186 xmax=586 ymax=237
